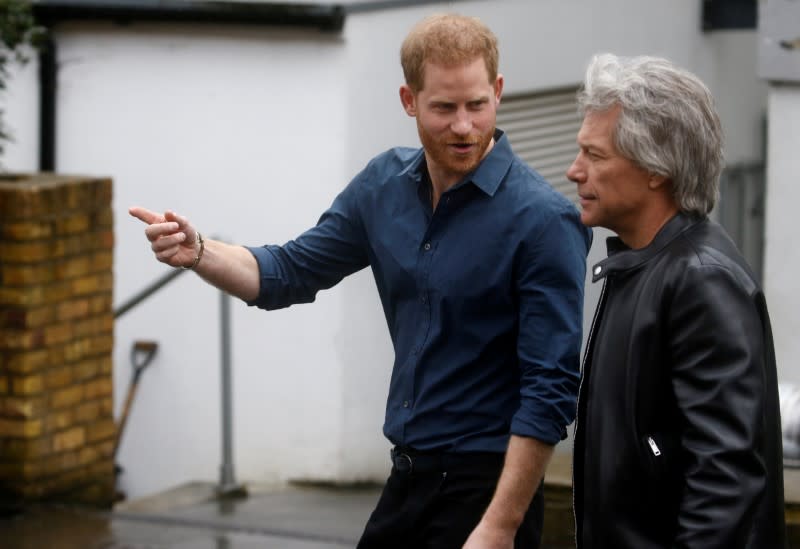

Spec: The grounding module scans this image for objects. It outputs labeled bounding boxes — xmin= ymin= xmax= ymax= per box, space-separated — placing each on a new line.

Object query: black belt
xmin=390 ymin=446 xmax=504 ymax=474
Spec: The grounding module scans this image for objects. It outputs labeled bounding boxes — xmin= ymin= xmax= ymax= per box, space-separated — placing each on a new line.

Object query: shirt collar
xmin=401 ymin=129 xmax=512 ymax=197
xmin=591 ymin=212 xmax=703 ymax=282
xmin=469 ymin=129 xmax=512 ymax=196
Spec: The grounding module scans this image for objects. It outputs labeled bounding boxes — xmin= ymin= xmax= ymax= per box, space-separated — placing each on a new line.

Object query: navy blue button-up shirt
xmin=246 ymin=130 xmax=591 ymax=452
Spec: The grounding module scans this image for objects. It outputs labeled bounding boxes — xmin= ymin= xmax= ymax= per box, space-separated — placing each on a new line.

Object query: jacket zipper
xmin=573 ymin=277 xmax=608 ymax=549
xmin=647 ymin=436 xmax=661 ymax=456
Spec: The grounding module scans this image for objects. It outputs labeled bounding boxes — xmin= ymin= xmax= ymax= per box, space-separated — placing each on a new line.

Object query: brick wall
xmin=0 ymin=174 xmax=115 ymax=507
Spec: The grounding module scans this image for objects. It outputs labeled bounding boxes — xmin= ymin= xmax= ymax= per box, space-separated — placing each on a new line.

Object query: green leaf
xmin=0 ymin=0 xmax=44 ymax=158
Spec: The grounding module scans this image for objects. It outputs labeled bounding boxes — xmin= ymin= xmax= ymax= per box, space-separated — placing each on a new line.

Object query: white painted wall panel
xmin=1 ymin=47 xmax=38 ymax=172
xmin=764 ymin=85 xmax=800 ymax=385
xmin=53 ymin=23 xmax=351 ymax=497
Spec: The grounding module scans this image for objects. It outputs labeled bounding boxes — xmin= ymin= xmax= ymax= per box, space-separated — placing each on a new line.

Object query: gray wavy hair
xmin=577 ymin=53 xmax=724 ymax=216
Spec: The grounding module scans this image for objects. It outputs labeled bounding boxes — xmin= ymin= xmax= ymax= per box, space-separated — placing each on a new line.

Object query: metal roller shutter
xmin=497 ymin=86 xmax=581 ymax=204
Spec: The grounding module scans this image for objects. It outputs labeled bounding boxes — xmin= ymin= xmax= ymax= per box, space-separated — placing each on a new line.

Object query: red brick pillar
xmin=0 ymin=174 xmax=116 ymax=506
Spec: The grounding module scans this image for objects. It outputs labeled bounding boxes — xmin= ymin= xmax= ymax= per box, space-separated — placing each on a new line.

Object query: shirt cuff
xmin=510 ymin=413 xmax=568 ymax=446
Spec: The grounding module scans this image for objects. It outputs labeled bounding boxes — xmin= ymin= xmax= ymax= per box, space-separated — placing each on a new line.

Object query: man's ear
xmin=400 ymin=84 xmax=417 ymax=117
xmin=648 ymin=174 xmax=670 ymax=190
xmin=494 ymin=74 xmax=504 ymax=106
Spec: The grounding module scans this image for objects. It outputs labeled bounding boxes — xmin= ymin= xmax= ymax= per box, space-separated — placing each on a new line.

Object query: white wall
xmin=706 ymin=32 xmax=767 ymax=165
xmin=1 ymin=0 xmax=768 ymax=498
xmin=1 ymin=46 xmax=38 ymax=171
xmin=53 ymin=22 xmax=353 ymax=497
xmin=764 ymin=85 xmax=800 ymax=385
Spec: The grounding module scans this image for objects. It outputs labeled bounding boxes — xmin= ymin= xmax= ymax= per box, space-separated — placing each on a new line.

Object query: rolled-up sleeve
xmin=511 ymin=205 xmax=590 ymax=444
xmin=245 ymin=181 xmax=369 ymax=311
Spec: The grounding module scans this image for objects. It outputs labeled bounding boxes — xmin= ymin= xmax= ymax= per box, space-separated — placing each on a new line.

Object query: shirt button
xmin=403 ymin=400 xmax=409 ymax=408
xmin=594 ymin=265 xmax=602 ymax=275
xmin=423 ymin=242 xmax=431 ymax=251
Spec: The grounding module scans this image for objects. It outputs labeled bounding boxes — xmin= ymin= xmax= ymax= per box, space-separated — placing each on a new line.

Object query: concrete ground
xmin=0 ymin=481 xmax=382 ymax=549
xmin=1 ymin=454 xmax=797 ymax=548
xmin=0 ymin=454 xmax=576 ymax=549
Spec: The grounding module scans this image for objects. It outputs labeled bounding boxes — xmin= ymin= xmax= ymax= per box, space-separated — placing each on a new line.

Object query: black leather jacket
xmin=574 ymin=213 xmax=786 ymax=548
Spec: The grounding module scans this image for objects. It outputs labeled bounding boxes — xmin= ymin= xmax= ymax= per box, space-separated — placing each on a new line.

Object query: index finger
xmin=129 ymin=206 xmax=166 ymax=225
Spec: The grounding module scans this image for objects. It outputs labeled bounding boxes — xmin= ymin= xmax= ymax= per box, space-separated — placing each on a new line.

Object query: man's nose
xmin=566 ymin=155 xmax=585 ymax=184
xmin=451 ymin=110 xmax=472 ymax=135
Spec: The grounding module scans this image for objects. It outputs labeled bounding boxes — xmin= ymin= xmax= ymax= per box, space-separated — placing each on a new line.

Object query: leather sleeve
xmin=668 ymin=263 xmax=766 ymax=548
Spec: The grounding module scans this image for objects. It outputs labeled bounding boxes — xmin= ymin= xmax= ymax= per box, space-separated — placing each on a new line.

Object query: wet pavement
xmin=2 ymin=454 xmax=797 ymax=548
xmin=0 ymin=481 xmax=381 ymax=549
xmin=0 ymin=455 xmax=576 ymax=549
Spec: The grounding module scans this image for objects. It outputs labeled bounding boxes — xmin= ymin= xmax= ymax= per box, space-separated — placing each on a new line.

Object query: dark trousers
xmin=357 ymin=451 xmax=544 ymax=549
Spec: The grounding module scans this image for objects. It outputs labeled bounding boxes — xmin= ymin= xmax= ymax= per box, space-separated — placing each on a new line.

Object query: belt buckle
xmin=393 ymin=451 xmax=413 ymax=474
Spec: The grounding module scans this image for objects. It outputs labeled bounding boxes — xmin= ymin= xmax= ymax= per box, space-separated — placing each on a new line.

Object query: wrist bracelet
xmin=182 ymin=232 xmax=204 ymax=270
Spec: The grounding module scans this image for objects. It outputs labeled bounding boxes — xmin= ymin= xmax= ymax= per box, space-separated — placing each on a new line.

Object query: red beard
xmin=417 ymin=120 xmax=494 ymax=180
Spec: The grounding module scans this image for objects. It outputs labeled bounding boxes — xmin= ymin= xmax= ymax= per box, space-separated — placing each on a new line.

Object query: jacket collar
xmin=591 ymin=212 xmax=704 ymax=282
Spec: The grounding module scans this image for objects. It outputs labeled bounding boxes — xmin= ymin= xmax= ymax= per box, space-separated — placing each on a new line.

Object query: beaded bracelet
xmin=182 ymin=232 xmax=205 ymax=270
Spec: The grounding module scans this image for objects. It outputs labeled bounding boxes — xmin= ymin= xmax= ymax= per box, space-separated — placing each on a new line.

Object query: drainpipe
xmin=38 ymin=33 xmax=57 ymax=172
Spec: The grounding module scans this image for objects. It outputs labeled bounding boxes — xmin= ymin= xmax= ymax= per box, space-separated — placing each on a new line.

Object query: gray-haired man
xmin=568 ymin=53 xmax=787 ymax=548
